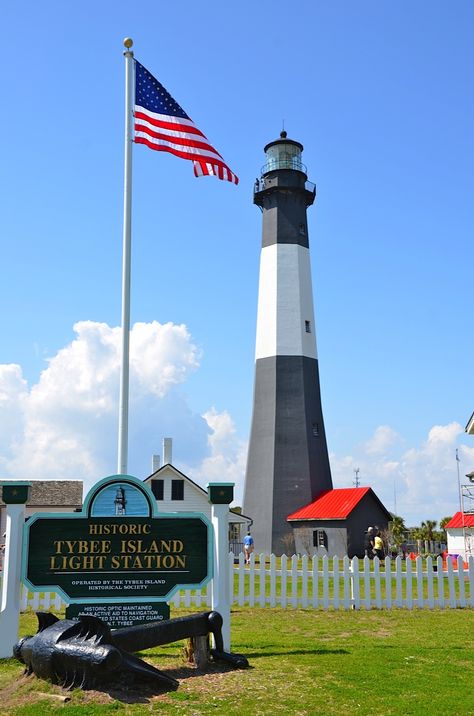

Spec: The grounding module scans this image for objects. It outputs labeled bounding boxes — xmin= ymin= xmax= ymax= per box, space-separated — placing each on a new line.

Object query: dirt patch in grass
xmin=0 ymin=656 xmax=244 ymax=712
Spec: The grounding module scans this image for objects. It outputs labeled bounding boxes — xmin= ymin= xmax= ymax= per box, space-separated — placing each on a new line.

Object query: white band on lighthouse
xmin=255 ymin=243 xmax=318 ymax=361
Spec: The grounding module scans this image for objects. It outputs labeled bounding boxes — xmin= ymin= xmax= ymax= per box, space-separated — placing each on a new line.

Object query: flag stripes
xmin=133 ymin=60 xmax=238 ymax=184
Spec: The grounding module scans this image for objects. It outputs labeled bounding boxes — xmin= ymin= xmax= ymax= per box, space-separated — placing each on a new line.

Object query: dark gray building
xmin=287 ymin=487 xmax=392 ymax=558
xmin=243 ymin=132 xmax=333 ymax=554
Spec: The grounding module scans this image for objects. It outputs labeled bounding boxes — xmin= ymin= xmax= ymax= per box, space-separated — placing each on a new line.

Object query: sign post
xmin=0 ymin=482 xmax=31 ymax=658
xmin=207 ymin=482 xmax=234 ymax=651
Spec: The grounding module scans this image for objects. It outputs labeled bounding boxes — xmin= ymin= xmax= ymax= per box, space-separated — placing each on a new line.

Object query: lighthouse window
xmin=171 ymin=480 xmax=184 ymax=501
xmin=312 ymin=422 xmax=319 ymax=437
xmin=305 ymin=320 xmax=311 ymax=333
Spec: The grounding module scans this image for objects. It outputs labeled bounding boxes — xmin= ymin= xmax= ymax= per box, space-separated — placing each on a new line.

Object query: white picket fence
xmin=15 ymin=553 xmax=474 ymax=613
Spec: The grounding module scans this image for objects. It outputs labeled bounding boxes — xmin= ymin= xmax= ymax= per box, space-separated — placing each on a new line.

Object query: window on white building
xmin=171 ymin=480 xmax=184 ymax=500
xmin=151 ymin=480 xmax=164 ymax=500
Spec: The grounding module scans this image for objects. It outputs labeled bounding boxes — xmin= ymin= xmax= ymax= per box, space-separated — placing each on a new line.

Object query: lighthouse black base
xmin=244 ymin=355 xmax=332 ymax=554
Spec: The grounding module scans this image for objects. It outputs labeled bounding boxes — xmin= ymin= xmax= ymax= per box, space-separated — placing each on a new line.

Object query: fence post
xmin=270 ymin=553 xmax=277 ymax=607
xmin=281 ymin=554 xmax=288 ymax=608
xmin=322 ymin=555 xmax=329 ymax=609
xmin=342 ymin=556 xmax=351 ymax=610
xmin=333 ymin=556 xmax=340 ymax=610
xmin=384 ymin=556 xmax=392 ymax=609
xmin=0 ymin=482 xmax=31 ymax=658
xmin=351 ymin=556 xmax=360 ymax=610
xmin=301 ymin=554 xmax=309 ymax=609
xmin=363 ymin=556 xmax=371 ymax=610
xmin=394 ymin=556 xmax=403 ymax=608
xmin=207 ymin=482 xmax=234 ymax=651
xmin=259 ymin=553 xmax=266 ymax=608
xmin=457 ymin=558 xmax=466 ymax=608
xmin=426 ymin=556 xmax=435 ymax=609
xmin=311 ymin=555 xmax=319 ymax=609
xmin=416 ymin=556 xmax=424 ymax=608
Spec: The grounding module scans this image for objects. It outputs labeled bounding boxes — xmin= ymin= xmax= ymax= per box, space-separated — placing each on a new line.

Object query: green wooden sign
xmin=22 ymin=474 xmax=213 ymax=603
xmin=1 ymin=482 xmax=31 ymax=504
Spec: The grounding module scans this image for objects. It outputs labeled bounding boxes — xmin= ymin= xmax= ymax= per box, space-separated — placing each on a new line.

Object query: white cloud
xmin=364 ymin=425 xmax=401 ymax=455
xmin=130 ymin=321 xmax=201 ymax=397
xmin=0 ymin=364 xmax=28 ymax=471
xmin=332 ymin=421 xmax=473 ymax=525
xmin=183 ymin=408 xmax=248 ymax=505
xmin=0 ymin=321 xmax=209 ymax=490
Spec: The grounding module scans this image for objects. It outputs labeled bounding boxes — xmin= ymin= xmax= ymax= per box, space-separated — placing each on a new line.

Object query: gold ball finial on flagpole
xmin=123 ymin=38 xmax=133 ymax=49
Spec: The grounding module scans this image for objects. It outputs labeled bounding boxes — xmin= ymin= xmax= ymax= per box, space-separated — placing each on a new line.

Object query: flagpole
xmin=117 ymin=37 xmax=134 ymax=475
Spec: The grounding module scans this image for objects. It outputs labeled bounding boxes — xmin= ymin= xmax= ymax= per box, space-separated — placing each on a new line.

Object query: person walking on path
xmin=364 ymin=527 xmax=374 ymax=559
xmin=243 ymin=531 xmax=254 ymax=565
xmin=373 ymin=529 xmax=384 ymax=559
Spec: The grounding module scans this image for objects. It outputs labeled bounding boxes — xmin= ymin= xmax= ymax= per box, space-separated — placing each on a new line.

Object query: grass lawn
xmin=0 ymin=608 xmax=472 ymax=715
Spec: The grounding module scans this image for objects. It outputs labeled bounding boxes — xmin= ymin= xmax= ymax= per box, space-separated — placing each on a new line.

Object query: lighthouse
xmin=243 ymin=132 xmax=333 ymax=554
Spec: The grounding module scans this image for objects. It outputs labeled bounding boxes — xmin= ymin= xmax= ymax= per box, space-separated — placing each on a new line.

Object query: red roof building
xmin=287 ymin=487 xmax=392 ymax=558
xmin=444 ymin=511 xmax=474 ymax=561
xmin=288 ymin=487 xmax=373 ymax=521
xmin=444 ymin=512 xmax=474 ymax=529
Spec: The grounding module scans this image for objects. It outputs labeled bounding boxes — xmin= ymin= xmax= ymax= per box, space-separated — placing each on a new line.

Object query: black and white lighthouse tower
xmin=243 ymin=132 xmax=333 ymax=554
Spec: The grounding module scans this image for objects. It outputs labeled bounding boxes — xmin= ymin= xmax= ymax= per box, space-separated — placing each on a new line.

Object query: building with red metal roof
xmin=445 ymin=511 xmax=474 ymax=561
xmin=287 ymin=487 xmax=392 ymax=558
xmin=444 ymin=512 xmax=474 ymax=529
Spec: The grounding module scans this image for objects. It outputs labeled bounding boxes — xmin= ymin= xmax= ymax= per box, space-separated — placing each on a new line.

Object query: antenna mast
xmin=353 ymin=468 xmax=360 ymax=488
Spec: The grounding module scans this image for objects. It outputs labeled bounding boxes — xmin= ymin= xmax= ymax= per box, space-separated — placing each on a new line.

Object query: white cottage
xmin=445 ymin=512 xmax=474 ymax=561
xmin=143 ymin=463 xmax=251 ymax=553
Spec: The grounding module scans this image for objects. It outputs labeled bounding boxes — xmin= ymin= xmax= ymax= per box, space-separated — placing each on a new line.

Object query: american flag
xmin=134 ymin=61 xmax=238 ymax=185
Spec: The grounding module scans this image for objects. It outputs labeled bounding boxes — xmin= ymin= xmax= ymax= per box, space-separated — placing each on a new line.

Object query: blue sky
xmin=1 ymin=1 xmax=473 ymax=526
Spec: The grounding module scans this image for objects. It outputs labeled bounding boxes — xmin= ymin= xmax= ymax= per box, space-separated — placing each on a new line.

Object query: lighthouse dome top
xmin=262 ymin=131 xmax=305 ymax=174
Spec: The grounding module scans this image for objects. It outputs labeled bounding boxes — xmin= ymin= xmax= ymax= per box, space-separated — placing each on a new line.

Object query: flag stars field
xmin=134 ymin=58 xmax=238 ymax=184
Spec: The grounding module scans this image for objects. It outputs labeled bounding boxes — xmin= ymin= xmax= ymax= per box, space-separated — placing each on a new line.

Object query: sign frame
xmin=21 ymin=474 xmax=213 ymax=604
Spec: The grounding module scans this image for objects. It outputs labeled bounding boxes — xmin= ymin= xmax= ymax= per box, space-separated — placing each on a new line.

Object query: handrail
xmin=254 ymin=177 xmax=316 ymax=195
xmin=261 ymin=158 xmax=307 ymax=174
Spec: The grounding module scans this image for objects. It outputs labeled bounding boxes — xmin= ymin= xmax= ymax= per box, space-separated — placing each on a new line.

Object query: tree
xmin=280 ymin=531 xmax=296 ymax=556
xmin=297 ymin=529 xmax=314 ymax=556
xmin=421 ymin=520 xmax=437 ymax=541
xmin=439 ymin=516 xmax=452 ymax=534
xmin=389 ymin=515 xmax=406 ymax=547
xmin=412 ymin=527 xmax=424 ymax=554
xmin=422 ymin=520 xmax=438 ymax=552
xmin=437 ymin=516 xmax=452 ymax=547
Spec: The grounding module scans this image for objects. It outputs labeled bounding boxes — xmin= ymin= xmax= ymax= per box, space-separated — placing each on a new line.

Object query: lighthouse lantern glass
xmin=264 ymin=142 xmax=303 ymax=172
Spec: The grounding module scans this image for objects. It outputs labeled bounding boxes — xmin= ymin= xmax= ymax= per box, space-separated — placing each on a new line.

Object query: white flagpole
xmin=117 ymin=38 xmax=134 ymax=475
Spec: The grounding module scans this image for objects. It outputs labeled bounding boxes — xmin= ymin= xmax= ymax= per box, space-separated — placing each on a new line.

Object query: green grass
xmin=0 ymin=608 xmax=473 ymax=715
